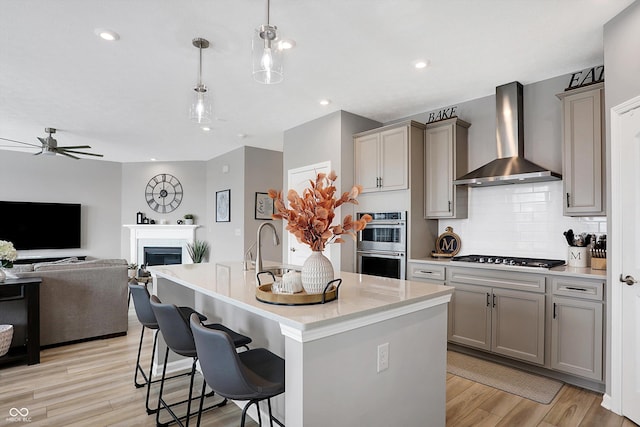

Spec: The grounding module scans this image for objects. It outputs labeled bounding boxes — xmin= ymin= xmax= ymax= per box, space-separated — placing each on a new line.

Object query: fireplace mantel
xmin=124 ymin=224 xmax=200 ymax=266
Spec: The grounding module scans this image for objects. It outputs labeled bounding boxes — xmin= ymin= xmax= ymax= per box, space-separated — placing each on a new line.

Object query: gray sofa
xmin=14 ymin=258 xmax=129 ymax=347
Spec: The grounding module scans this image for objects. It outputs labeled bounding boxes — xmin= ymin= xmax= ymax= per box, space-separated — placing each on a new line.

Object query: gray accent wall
xmin=120 ymin=161 xmax=208 ymax=260
xmin=283 ymin=110 xmax=381 ymax=271
xmin=206 ymin=146 xmax=283 ymax=263
xmin=0 ymin=150 xmax=122 ymax=260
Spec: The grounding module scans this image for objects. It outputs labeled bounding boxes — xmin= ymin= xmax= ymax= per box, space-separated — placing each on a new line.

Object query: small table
xmin=0 ymin=277 xmax=41 ymax=366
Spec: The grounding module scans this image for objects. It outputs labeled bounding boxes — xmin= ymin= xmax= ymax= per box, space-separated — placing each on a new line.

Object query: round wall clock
xmin=145 ymin=173 xmax=183 ymax=213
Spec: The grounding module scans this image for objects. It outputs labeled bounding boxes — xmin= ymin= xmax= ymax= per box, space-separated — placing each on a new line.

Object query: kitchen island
xmin=149 ymin=261 xmax=453 ymax=427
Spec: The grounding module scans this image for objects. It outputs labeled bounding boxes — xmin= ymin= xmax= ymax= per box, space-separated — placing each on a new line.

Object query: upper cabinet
xmin=557 ymin=83 xmax=605 ymax=216
xmin=424 ymin=118 xmax=470 ymax=219
xmin=354 ymin=121 xmax=425 ymax=193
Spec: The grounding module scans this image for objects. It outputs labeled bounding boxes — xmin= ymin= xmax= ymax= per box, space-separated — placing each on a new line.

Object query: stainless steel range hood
xmin=453 ymin=81 xmax=561 ymax=186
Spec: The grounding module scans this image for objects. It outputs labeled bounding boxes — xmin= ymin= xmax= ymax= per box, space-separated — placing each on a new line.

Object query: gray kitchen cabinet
xmin=424 ymin=118 xmax=470 ymax=219
xmin=557 ymin=83 xmax=605 ymax=216
xmin=448 ymin=268 xmax=546 ymax=365
xmin=550 ymin=277 xmax=604 ymax=380
xmin=354 ymin=121 xmax=425 ymax=193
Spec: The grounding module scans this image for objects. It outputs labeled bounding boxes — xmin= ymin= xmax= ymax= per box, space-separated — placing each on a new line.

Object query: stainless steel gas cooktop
xmin=451 ymin=254 xmax=565 ymax=269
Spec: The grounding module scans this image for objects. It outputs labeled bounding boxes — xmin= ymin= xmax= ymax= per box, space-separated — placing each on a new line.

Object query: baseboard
xmin=41 ymin=331 xmax=127 ymax=349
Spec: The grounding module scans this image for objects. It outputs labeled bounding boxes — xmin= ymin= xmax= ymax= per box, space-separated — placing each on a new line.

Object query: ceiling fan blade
xmin=60 ymin=149 xmax=104 ymax=157
xmin=0 ymin=137 xmax=41 ymax=148
xmin=58 ymin=145 xmax=92 ymax=149
xmin=57 ymin=151 xmax=80 ymax=160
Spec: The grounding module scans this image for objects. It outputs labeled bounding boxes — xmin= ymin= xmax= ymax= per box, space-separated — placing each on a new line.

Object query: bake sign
xmin=427 ymin=106 xmax=458 ymax=123
xmin=566 ymin=65 xmax=604 ymax=91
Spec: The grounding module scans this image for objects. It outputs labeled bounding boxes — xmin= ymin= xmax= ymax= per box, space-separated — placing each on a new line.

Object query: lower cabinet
xmin=550 ymin=277 xmax=604 ymax=381
xmin=449 ymin=283 xmax=545 ymax=364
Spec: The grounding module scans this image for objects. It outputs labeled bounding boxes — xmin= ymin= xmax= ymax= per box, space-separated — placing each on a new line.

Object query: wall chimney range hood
xmin=453 ymin=81 xmax=561 ymax=186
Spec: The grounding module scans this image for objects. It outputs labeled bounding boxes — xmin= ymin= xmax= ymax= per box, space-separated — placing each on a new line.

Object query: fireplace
xmin=124 ymin=224 xmax=199 ymax=266
xmin=144 ymin=246 xmax=182 ymax=266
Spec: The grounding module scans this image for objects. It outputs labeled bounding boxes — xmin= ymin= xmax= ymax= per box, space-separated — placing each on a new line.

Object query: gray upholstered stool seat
xmin=128 ymin=283 xmax=206 ymax=414
xmin=190 ymin=313 xmax=285 ymax=427
xmin=150 ymin=295 xmax=251 ymax=427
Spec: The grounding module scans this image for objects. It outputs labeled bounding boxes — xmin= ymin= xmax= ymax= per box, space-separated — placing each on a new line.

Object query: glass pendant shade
xmin=190 ymin=86 xmax=212 ymax=124
xmin=190 ymin=37 xmax=212 ymax=124
xmin=252 ymin=25 xmax=283 ymax=84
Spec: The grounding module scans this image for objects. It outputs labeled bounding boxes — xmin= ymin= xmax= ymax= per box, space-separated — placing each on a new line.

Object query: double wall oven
xmin=356 ymin=212 xmax=407 ymax=279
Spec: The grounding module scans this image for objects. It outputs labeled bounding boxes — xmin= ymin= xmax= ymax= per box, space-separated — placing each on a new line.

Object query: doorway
xmin=608 ymin=95 xmax=640 ymax=425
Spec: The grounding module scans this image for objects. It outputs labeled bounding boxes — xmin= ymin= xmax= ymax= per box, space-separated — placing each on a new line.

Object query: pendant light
xmin=190 ymin=37 xmax=212 ymax=124
xmin=252 ymin=0 xmax=283 ymax=84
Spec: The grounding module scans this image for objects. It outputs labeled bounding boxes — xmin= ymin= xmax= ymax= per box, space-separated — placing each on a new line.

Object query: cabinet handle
xmin=566 ymin=192 xmax=571 ymax=208
xmin=566 ymin=286 xmax=587 ymax=292
xmin=486 ymin=292 xmax=490 ymax=307
xmin=448 ymin=201 xmax=452 ymax=212
xmin=492 ymin=294 xmax=496 ymax=308
xmin=379 ymin=177 xmax=383 ymax=188
xmin=419 ymin=270 xmax=434 ymax=274
xmin=553 ymin=302 xmax=557 ymax=319
xmin=376 ymin=177 xmax=380 ymax=188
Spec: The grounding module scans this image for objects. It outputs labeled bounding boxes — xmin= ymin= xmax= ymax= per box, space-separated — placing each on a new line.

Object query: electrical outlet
xmin=377 ymin=342 xmax=389 ymax=373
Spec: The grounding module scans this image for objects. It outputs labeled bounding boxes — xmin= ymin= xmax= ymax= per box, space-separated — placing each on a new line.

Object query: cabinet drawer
xmin=550 ymin=277 xmax=604 ymax=301
xmin=409 ymin=264 xmax=445 ymax=282
xmin=448 ymin=267 xmax=545 ymax=293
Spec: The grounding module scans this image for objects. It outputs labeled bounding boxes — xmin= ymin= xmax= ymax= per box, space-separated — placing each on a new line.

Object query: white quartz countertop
xmin=149 ymin=261 xmax=453 ymax=331
xmin=409 ymin=257 xmax=606 ymax=279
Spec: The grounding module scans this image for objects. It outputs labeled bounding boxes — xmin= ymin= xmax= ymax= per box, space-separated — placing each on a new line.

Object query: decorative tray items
xmin=255 ymin=270 xmax=342 ymax=305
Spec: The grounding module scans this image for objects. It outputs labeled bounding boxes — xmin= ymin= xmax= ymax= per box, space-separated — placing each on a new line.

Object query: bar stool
xmin=150 ymin=295 xmax=252 ymax=427
xmin=190 ymin=313 xmax=285 ymax=427
xmin=128 ymin=283 xmax=206 ymax=414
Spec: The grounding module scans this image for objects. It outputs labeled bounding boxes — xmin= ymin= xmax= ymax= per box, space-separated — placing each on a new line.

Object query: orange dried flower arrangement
xmin=268 ymin=171 xmax=372 ymax=252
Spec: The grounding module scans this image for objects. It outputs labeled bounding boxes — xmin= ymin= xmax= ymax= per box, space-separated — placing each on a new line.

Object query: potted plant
xmin=184 ymin=214 xmax=195 ymax=225
xmin=187 ymin=240 xmax=209 ymax=263
xmin=127 ymin=263 xmax=138 ymax=279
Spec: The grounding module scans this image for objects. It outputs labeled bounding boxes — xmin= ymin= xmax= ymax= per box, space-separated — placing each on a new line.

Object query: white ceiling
xmin=0 ymin=0 xmax=634 ymax=163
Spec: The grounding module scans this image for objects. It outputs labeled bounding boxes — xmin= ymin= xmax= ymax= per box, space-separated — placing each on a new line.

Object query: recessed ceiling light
xmin=237 ymin=133 xmax=247 ymax=139
xmin=319 ymin=99 xmax=331 ymax=106
xmin=201 ymin=126 xmax=211 ymax=131
xmin=150 ymin=158 xmax=157 ymax=162
xmin=414 ymin=59 xmax=430 ymax=69
xmin=278 ymin=39 xmax=296 ymax=50
xmin=95 ymin=28 xmax=120 ymax=41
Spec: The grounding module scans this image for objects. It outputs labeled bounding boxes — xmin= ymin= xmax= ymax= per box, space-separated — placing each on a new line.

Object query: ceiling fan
xmin=0 ymin=128 xmax=104 ymax=159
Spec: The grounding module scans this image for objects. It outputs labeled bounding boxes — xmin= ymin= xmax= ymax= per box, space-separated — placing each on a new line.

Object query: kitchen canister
xmin=568 ymin=246 xmax=588 ymax=268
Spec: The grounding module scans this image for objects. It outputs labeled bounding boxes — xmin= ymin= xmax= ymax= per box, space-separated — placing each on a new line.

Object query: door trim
xmin=605 ymin=94 xmax=640 ymax=414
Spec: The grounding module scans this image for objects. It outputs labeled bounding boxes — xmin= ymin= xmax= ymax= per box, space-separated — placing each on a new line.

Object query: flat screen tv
xmin=0 ymin=201 xmax=81 ymax=250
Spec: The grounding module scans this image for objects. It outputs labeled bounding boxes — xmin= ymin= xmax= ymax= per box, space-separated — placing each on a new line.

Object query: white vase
xmin=0 ymin=268 xmax=5 ymax=283
xmin=301 ymin=251 xmax=334 ymax=294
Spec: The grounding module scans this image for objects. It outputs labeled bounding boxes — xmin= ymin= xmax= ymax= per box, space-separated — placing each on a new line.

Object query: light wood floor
xmin=0 ymin=309 xmax=637 ymax=427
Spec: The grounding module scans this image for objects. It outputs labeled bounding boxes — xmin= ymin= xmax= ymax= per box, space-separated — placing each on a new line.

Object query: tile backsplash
xmin=441 ymin=181 xmax=606 ymax=260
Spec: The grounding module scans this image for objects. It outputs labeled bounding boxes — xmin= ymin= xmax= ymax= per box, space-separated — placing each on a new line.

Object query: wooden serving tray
xmin=255 ymin=279 xmax=342 ymax=306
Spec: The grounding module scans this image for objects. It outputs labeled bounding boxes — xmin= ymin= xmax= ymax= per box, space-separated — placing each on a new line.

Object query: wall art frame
xmin=254 ymin=192 xmax=274 ymax=220
xmin=215 ymin=189 xmax=230 ymax=222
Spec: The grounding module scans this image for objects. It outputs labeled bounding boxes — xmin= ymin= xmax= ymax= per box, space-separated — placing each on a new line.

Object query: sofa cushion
xmin=33 ymin=258 xmax=127 ymax=272
xmin=32 ymin=257 xmax=79 ymax=270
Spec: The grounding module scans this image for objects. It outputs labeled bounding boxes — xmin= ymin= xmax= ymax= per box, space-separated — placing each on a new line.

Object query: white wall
xmin=0 ymin=150 xmax=122 ymax=260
